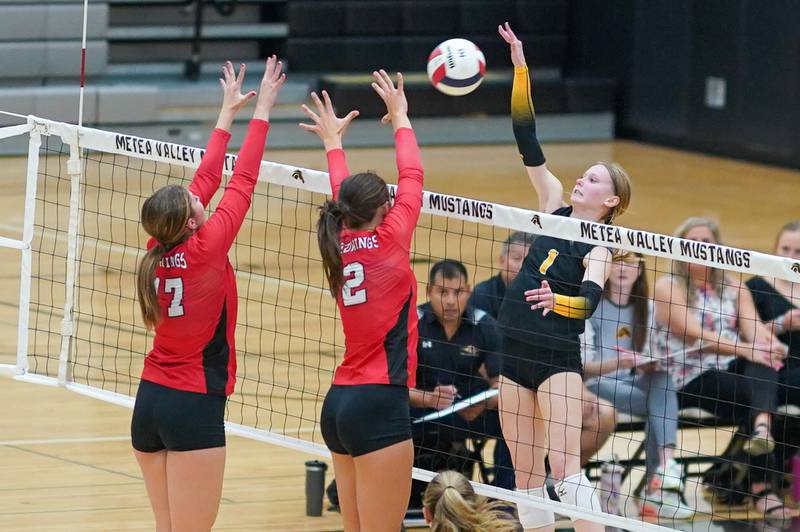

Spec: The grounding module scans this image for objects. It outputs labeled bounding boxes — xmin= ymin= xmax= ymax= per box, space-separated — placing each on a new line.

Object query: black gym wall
xmin=567 ymin=0 xmax=800 ymax=169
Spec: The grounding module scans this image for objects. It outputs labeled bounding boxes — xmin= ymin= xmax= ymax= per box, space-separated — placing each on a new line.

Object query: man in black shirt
xmin=469 ymin=231 xmax=532 ymax=318
xmin=410 ymin=259 xmax=514 ymax=501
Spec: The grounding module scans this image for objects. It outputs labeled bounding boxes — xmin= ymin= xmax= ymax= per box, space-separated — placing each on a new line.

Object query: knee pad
xmin=554 ymin=473 xmax=601 ymax=518
xmin=516 ymin=486 xmax=555 ymax=530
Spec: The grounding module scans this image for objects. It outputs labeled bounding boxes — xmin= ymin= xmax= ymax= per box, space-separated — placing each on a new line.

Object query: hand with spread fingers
xmin=298 ymin=90 xmax=359 ymax=151
xmin=525 ymin=280 xmax=555 ymax=316
xmin=371 ymin=69 xmax=411 ymax=130
xmin=253 ymin=54 xmax=286 ymax=121
xmin=215 ymin=61 xmax=257 ymax=131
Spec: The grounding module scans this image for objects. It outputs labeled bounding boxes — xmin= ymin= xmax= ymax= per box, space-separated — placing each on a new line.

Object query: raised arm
xmin=191 ymin=128 xmax=230 ymax=207
xmin=196 ymin=55 xmax=284 ymax=257
xmin=499 ymin=22 xmax=564 ymax=213
xmin=326 ymin=148 xmax=350 ymax=200
xmin=379 ymin=125 xmax=423 ymax=248
xmin=299 ymin=91 xmax=359 ymax=199
xmin=371 ymin=70 xmax=423 ymax=247
xmin=190 ymin=61 xmax=257 ymax=205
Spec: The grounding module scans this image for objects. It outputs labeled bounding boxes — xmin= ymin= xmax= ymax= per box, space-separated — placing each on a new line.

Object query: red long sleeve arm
xmin=189 ymin=128 xmax=232 ymax=207
xmin=379 ymin=127 xmax=424 ymax=248
xmin=194 ymin=120 xmax=269 ymax=260
xmin=326 ymin=148 xmax=350 ymax=200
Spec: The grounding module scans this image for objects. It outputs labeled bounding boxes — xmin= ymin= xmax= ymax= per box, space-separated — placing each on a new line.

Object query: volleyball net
xmin=1 ymin=115 xmax=798 ymax=531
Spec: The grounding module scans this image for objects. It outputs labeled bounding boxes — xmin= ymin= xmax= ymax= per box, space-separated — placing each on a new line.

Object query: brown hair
xmin=672 ymin=217 xmax=725 ymax=295
xmin=775 ymin=220 xmax=800 ymax=251
xmin=317 ymin=172 xmax=390 ymax=298
xmin=423 ymin=470 xmax=518 ymax=532
xmin=609 ymin=251 xmax=649 ymax=352
xmin=597 ymin=161 xmax=632 ymax=224
xmin=136 ymin=185 xmax=193 ymax=329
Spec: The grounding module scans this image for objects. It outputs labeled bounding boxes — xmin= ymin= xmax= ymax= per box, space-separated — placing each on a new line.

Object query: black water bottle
xmin=304 ymin=460 xmax=328 ymax=516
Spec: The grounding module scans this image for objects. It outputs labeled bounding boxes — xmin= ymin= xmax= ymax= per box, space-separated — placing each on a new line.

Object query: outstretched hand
xmin=298 ymin=90 xmax=359 ymax=151
xmin=371 ymin=70 xmax=411 ymax=129
xmin=498 ymin=22 xmax=526 ymax=69
xmin=215 ymin=61 xmax=257 ymax=131
xmin=220 ymin=61 xmax=257 ymax=113
xmin=253 ymin=54 xmax=286 ymax=120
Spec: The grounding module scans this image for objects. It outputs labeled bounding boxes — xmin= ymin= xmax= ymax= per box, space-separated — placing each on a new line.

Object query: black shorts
xmin=131 ymin=379 xmax=227 ymax=452
xmin=500 ymin=335 xmax=583 ymax=391
xmin=320 ymin=384 xmax=411 ymax=457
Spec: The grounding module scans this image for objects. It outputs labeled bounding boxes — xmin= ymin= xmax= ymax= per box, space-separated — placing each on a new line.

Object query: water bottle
xmin=600 ymin=455 xmax=624 ymax=516
xmin=304 ymin=460 xmax=328 ymax=516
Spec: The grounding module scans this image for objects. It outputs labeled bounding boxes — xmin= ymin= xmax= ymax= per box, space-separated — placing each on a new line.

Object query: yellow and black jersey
xmin=498 ymin=206 xmax=594 ymax=351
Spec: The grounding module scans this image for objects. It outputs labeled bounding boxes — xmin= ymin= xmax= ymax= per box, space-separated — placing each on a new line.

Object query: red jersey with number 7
xmin=327 ymin=127 xmax=424 ymax=388
xmin=141 ymin=120 xmax=268 ymax=396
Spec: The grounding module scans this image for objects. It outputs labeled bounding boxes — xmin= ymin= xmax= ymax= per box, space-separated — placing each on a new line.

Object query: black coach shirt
xmin=416 ymin=303 xmax=502 ymax=398
xmin=469 ymin=274 xmax=506 ymax=319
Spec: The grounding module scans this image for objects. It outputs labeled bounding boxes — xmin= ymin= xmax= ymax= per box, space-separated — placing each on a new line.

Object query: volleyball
xmin=426 ymin=38 xmax=486 ymax=96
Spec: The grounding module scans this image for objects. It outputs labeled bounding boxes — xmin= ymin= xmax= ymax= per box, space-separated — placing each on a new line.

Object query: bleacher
xmin=289 ymin=0 xmax=616 ymax=120
xmin=0 ymin=0 xmax=615 ymax=151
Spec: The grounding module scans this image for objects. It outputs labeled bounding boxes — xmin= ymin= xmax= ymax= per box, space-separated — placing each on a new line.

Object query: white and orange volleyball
xmin=427 ymin=38 xmax=486 ymax=96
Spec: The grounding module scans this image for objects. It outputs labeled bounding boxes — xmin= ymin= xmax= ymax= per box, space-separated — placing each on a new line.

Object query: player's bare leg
xmin=353 ymin=439 xmax=413 ymax=532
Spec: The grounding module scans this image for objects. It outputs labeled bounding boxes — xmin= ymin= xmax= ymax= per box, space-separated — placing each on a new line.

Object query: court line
xmin=0 ymin=435 xmax=130 ymax=446
xmin=6 ymin=444 xmax=142 ymax=480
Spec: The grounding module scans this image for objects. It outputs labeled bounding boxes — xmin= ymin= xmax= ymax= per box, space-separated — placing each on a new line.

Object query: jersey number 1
xmin=342 ymin=262 xmax=367 ymax=306
xmin=538 ymin=249 xmax=559 ymax=275
xmin=154 ymin=277 xmax=185 ymax=317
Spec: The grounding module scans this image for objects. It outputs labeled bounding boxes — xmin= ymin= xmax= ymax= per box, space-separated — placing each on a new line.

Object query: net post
xmin=15 ymin=118 xmax=43 ymax=375
xmin=57 ymin=126 xmax=83 ymax=386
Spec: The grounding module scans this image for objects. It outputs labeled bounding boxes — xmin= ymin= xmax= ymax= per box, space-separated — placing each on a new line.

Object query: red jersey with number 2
xmin=327 ymin=127 xmax=423 ymax=388
xmin=141 ymin=120 xmax=268 ymax=396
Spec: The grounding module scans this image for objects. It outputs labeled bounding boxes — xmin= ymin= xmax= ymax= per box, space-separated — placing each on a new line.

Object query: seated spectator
xmin=746 ymin=220 xmax=800 ymax=513
xmin=470 ymin=231 xmax=533 ymax=318
xmin=422 ymin=470 xmax=518 ymax=532
xmin=471 ymin=232 xmax=616 ymax=471
xmin=410 ymin=259 xmax=513 ymax=507
xmin=747 ymin=220 xmax=800 ymax=406
xmin=582 ymin=251 xmax=694 ymax=519
xmin=654 ymin=217 xmax=795 ymax=518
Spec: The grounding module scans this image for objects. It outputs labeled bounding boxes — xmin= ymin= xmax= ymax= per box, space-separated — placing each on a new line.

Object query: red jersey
xmin=328 ymin=127 xmax=424 ymax=388
xmin=141 ymin=120 xmax=269 ymax=396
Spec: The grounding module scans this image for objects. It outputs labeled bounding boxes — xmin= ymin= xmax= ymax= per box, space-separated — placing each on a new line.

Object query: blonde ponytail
xmin=423 ymin=471 xmax=518 ymax=532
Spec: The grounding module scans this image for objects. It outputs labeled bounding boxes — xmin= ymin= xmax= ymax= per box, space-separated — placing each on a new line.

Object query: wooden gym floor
xmin=0 ymin=137 xmax=798 ymax=531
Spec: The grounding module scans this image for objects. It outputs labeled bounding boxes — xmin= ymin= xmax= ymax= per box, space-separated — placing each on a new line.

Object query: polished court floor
xmin=1 ymin=137 xmax=799 ymax=531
